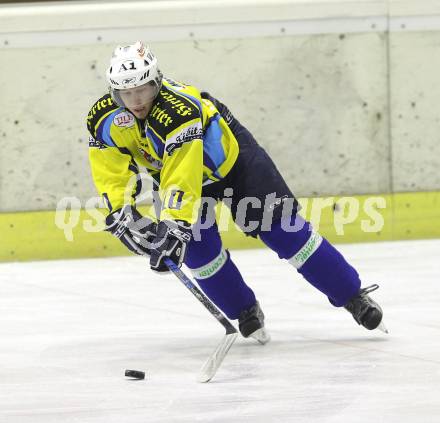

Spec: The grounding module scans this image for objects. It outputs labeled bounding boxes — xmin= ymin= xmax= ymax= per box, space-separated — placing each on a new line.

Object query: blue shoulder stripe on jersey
xmin=98 ymin=110 xmax=119 ymax=147
xmin=203 ymin=114 xmax=226 ymax=173
xmin=146 ymin=127 xmax=165 ymax=157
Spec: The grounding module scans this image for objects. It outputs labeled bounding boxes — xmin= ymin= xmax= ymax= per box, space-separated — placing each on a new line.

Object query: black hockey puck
xmin=125 ymin=369 xmax=145 ymax=380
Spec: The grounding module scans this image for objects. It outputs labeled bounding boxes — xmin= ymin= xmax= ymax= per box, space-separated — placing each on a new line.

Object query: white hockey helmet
xmin=106 ymin=41 xmax=163 ymax=107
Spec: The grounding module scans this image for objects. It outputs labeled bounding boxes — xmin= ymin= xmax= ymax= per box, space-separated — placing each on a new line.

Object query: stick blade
xmin=198 ymin=332 xmax=238 ymax=383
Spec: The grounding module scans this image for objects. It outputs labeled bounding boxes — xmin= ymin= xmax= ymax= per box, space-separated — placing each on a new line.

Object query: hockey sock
xmin=185 ymin=223 xmax=256 ymax=319
xmin=259 ymin=214 xmax=361 ymax=306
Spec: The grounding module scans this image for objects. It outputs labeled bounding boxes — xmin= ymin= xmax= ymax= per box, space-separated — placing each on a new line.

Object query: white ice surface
xmin=1 ymin=239 xmax=440 ymax=423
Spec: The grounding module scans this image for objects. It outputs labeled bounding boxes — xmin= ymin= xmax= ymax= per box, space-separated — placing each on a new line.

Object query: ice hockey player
xmin=86 ymin=41 xmax=386 ymax=344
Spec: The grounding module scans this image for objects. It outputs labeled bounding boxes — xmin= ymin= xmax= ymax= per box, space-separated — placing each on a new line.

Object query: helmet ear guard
xmin=106 ymin=41 xmax=163 ymax=107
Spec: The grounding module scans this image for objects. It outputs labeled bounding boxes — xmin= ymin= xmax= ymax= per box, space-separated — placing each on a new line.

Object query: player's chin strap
xmin=163 ymin=257 xmax=238 ymax=383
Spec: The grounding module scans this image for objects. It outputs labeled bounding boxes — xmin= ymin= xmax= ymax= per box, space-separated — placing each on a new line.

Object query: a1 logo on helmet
xmin=119 ymin=61 xmax=136 ymax=72
xmin=106 ymin=41 xmax=163 ymax=107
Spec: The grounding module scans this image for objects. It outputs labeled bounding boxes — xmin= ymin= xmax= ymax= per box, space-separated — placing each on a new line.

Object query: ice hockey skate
xmin=238 ymin=301 xmax=271 ymax=344
xmin=344 ymin=284 xmax=388 ymax=333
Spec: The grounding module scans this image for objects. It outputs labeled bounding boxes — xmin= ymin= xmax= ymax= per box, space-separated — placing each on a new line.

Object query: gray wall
xmin=390 ymin=31 xmax=440 ymax=192
xmin=0 ymin=0 xmax=439 ymax=212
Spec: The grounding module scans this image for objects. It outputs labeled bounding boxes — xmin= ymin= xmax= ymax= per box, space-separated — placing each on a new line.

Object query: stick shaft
xmin=164 ymin=258 xmax=237 ymax=335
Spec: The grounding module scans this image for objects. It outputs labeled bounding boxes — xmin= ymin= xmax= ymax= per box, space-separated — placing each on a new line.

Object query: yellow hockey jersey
xmin=87 ymin=78 xmax=240 ymax=224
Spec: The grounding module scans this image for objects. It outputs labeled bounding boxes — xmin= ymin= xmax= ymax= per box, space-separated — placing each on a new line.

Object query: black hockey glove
xmin=105 ymin=205 xmax=157 ymax=256
xmin=149 ymin=220 xmax=192 ymax=272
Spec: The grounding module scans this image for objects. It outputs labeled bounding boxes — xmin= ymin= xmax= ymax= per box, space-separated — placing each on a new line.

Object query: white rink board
xmin=1 ymin=239 xmax=440 ymax=423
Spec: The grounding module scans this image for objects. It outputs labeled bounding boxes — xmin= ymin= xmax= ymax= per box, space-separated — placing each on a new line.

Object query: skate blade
xmin=377 ymin=321 xmax=389 ymax=334
xmin=250 ymin=328 xmax=271 ymax=345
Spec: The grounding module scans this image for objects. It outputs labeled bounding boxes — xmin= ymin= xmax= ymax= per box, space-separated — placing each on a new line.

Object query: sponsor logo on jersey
xmin=165 ymin=123 xmax=203 ymax=156
xmin=150 ymin=104 xmax=173 ymax=127
xmin=87 ymin=97 xmax=115 ymax=122
xmin=87 ymin=94 xmax=119 ymax=139
xmin=160 ymin=90 xmax=194 ymax=116
xmin=138 ymin=148 xmax=163 ymax=169
xmin=88 ymin=135 xmax=107 ymax=149
xmin=113 ymin=111 xmax=135 ymax=128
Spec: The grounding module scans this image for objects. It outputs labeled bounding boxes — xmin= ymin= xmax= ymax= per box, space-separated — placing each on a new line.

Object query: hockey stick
xmin=164 ymin=257 xmax=238 ymax=382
